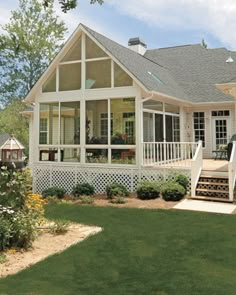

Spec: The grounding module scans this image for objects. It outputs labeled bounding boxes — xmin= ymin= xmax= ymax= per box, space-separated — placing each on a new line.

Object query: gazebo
xmin=0 ymin=134 xmax=25 ymax=169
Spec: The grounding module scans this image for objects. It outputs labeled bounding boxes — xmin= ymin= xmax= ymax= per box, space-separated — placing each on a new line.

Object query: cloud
xmin=54 ymin=3 xmax=126 ymax=44
xmin=109 ymin=0 xmax=236 ymax=49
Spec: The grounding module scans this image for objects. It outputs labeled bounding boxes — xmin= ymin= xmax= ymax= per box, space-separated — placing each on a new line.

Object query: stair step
xmin=198 ymin=181 xmax=229 ymax=186
xmin=191 ymin=196 xmax=232 ymax=203
xmin=200 ymin=175 xmax=228 ymax=179
xmin=196 ymin=188 xmax=229 ymax=194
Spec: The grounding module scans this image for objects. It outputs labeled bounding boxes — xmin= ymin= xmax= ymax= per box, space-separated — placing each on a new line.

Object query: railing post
xmin=228 ymin=141 xmax=236 ymax=201
xmin=191 ymin=141 xmax=203 ymax=198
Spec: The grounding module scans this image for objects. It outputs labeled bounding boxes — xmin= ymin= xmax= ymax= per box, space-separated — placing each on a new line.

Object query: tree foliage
xmin=43 ymin=0 xmax=104 ymax=13
xmin=0 ymin=101 xmax=30 ymax=155
xmin=0 ymin=0 xmax=67 ymax=106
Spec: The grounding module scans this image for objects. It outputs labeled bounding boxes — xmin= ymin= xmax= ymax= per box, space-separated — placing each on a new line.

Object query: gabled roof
xmin=0 ymin=133 xmax=10 ymax=148
xmin=25 ymin=23 xmax=236 ymax=104
xmin=83 ymin=25 xmax=187 ymax=101
xmin=0 ymin=134 xmax=25 ymax=150
xmin=145 ymin=45 xmax=236 ymax=103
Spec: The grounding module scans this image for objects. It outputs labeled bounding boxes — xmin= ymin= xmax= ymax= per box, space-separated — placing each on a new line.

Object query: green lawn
xmin=1 ymin=205 xmax=236 ymax=295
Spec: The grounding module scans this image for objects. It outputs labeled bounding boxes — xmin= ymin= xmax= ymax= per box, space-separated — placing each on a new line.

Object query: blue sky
xmin=1 ymin=0 xmax=236 ymax=50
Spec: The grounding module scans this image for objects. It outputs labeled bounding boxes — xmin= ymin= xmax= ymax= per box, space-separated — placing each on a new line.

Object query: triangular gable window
xmin=114 ymin=62 xmax=133 ymax=87
xmin=42 ymin=69 xmax=56 ymax=93
xmin=85 ymin=35 xmax=108 ymax=59
xmin=62 ymin=37 xmax=81 ymax=62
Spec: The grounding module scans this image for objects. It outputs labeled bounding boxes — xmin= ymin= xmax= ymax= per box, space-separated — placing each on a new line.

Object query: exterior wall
xmin=31 ymin=84 xmax=142 ymax=166
xmin=187 ymin=103 xmax=235 ymax=158
xmin=32 ymin=164 xmax=190 ymax=194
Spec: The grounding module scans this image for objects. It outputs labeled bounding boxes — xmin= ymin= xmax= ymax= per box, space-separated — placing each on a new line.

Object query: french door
xmin=212 ymin=118 xmax=230 ymax=150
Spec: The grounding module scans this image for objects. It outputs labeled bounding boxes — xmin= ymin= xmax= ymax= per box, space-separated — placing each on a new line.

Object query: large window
xmin=86 ymin=60 xmax=111 ymax=89
xmin=111 ymin=98 xmax=135 ymax=145
xmin=39 ymin=103 xmax=59 ymax=145
xmin=60 ymin=102 xmax=80 ymax=144
xmin=39 ymin=118 xmax=48 ymax=144
xmin=42 ymin=35 xmax=133 ymax=93
xmin=59 ymin=63 xmax=81 ymax=91
xmin=86 ymin=100 xmax=108 ymax=144
xmin=193 ymin=112 xmax=205 ymax=147
xmin=114 ymin=63 xmax=133 ymax=87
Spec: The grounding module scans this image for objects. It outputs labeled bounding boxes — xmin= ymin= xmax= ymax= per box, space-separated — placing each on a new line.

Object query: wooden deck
xmin=144 ymin=158 xmax=228 ymax=172
xmin=202 ymin=159 xmax=228 ymax=172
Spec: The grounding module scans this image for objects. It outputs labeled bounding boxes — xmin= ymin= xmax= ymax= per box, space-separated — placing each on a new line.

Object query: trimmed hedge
xmin=161 ymin=181 xmax=185 ymax=201
xmin=42 ymin=186 xmax=66 ymax=199
xmin=72 ymin=183 xmax=95 ymax=197
xmin=106 ymin=183 xmax=129 ymax=199
xmin=136 ymin=181 xmax=161 ymax=200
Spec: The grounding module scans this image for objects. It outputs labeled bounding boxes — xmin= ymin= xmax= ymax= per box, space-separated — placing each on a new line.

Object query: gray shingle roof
xmin=83 ymin=25 xmax=187 ymax=101
xmin=0 ymin=133 xmax=10 ymax=148
xmin=145 ymin=45 xmax=236 ymax=103
xmin=83 ymin=25 xmax=236 ymax=103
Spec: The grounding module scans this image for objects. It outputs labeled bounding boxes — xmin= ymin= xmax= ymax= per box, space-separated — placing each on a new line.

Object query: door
xmin=212 ymin=118 xmax=230 ymax=150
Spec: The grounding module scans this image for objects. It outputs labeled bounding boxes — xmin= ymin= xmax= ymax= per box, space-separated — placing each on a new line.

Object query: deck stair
xmin=193 ymin=173 xmax=231 ymax=202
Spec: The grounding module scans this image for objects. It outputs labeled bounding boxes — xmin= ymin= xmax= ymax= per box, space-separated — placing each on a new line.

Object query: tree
xmin=0 ymin=101 xmax=29 ymax=155
xmin=0 ymin=0 xmax=67 ymax=106
xmin=43 ymin=0 xmax=104 ymax=13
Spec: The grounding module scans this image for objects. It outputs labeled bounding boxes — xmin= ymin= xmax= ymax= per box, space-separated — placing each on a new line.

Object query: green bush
xmin=72 ymin=183 xmax=95 ymax=197
xmin=0 ymin=205 xmax=38 ymax=251
xmin=106 ymin=182 xmax=129 ymax=199
xmin=174 ymin=174 xmax=189 ymax=192
xmin=10 ymin=210 xmax=38 ymax=249
xmin=49 ymin=219 xmax=70 ymax=235
xmin=0 ymin=167 xmax=31 ymax=210
xmin=161 ymin=181 xmax=186 ymax=201
xmin=136 ymin=181 xmax=161 ymax=200
xmin=79 ymin=195 xmax=94 ymax=205
xmin=42 ymin=186 xmax=66 ymax=199
xmin=110 ymin=196 xmax=126 ymax=204
xmin=0 ymin=217 xmax=12 ymax=251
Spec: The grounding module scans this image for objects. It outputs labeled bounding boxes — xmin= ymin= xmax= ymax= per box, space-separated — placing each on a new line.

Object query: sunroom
xmin=37 ymin=31 xmax=188 ymax=167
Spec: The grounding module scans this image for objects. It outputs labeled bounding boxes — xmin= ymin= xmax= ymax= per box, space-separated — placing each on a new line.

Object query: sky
xmin=1 ymin=0 xmax=236 ymax=51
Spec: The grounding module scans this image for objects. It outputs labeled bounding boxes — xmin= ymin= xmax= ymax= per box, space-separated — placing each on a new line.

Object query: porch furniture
xmin=212 ymin=149 xmax=228 ymax=160
xmin=39 ymin=150 xmax=64 ymax=161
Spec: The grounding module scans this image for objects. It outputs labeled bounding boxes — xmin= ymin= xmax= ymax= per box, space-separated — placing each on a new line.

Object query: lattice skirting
xmin=32 ymin=164 xmax=191 ymax=194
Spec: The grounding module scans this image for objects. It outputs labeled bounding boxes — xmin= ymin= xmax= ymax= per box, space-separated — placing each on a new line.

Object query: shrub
xmin=49 ymin=220 xmax=70 ymax=235
xmin=0 ymin=167 xmax=31 ymax=210
xmin=42 ymin=186 xmax=66 ymax=199
xmin=161 ymin=181 xmax=186 ymax=201
xmin=72 ymin=183 xmax=95 ymax=197
xmin=0 ymin=217 xmax=12 ymax=251
xmin=106 ymin=183 xmax=129 ymax=199
xmin=10 ymin=210 xmax=38 ymax=249
xmin=79 ymin=195 xmax=94 ymax=205
xmin=136 ymin=181 xmax=161 ymax=200
xmin=174 ymin=174 xmax=189 ymax=192
xmin=110 ymin=196 xmax=126 ymax=204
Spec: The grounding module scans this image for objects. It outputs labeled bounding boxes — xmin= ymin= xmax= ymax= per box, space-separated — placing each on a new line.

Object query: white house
xmin=24 ymin=24 xmax=236 ymax=201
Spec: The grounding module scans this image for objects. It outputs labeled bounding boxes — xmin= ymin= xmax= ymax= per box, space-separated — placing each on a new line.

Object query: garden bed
xmin=0 ymin=223 xmax=102 ymax=278
xmin=77 ymin=193 xmax=179 ymax=209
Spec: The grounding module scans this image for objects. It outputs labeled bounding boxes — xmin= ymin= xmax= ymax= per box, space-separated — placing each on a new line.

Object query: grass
xmin=1 ymin=204 xmax=236 ymax=294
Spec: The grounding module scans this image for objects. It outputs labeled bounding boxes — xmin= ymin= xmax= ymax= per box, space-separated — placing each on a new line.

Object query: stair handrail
xmin=191 ymin=141 xmax=203 ymax=198
xmin=228 ymin=141 xmax=236 ymax=201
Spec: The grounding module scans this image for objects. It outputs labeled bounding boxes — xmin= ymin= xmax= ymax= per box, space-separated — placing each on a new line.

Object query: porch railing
xmin=191 ymin=141 xmax=203 ymax=198
xmin=228 ymin=141 xmax=236 ymax=201
xmin=142 ymin=142 xmax=198 ymax=168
